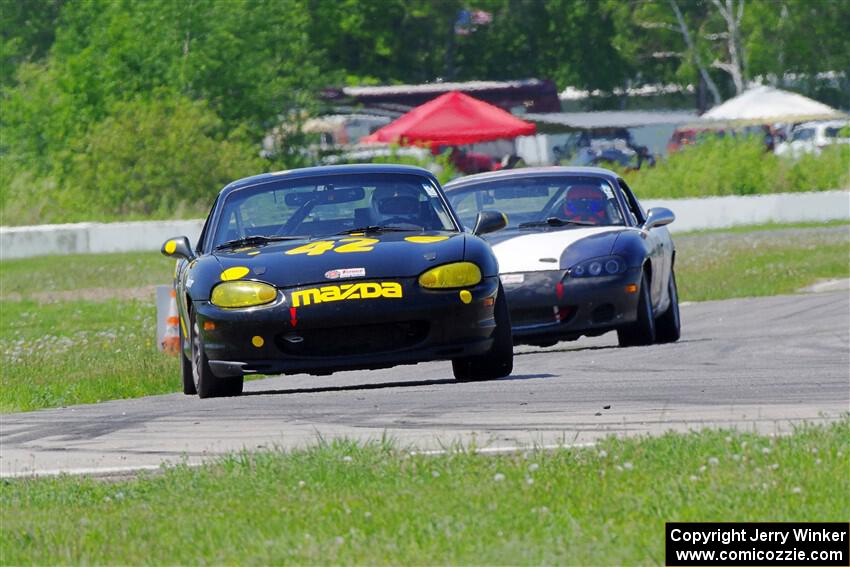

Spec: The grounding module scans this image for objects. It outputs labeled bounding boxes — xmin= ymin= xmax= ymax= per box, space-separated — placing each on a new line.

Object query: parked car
xmin=774 ymin=120 xmax=850 ymax=158
xmin=444 ymin=166 xmax=680 ymax=348
xmin=667 ymin=124 xmax=775 ymax=153
xmin=162 ymin=164 xmax=512 ymax=397
xmin=556 ymin=128 xmax=655 ymax=170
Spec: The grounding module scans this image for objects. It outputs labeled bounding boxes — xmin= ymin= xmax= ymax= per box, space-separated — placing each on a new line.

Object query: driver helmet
xmin=562 ymin=185 xmax=609 ymax=224
xmin=370 ymin=184 xmax=421 ymax=224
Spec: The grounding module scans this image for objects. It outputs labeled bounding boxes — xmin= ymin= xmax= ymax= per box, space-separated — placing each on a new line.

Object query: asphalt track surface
xmin=1 ymin=291 xmax=848 ymax=477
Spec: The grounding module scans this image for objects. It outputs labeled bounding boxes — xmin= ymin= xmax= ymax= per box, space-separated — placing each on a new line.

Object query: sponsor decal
xmin=325 ymin=267 xmax=366 ymax=280
xmin=291 ymin=282 xmax=403 ymax=307
xmin=500 ymin=273 xmax=525 ymax=285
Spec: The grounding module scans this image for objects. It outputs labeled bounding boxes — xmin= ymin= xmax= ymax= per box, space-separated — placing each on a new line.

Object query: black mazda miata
xmin=162 ymin=164 xmax=512 ymax=398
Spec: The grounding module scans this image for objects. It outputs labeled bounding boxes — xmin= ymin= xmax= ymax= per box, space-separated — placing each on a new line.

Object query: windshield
xmin=448 ymin=176 xmax=625 ymax=230
xmin=792 ymin=128 xmax=815 ymax=142
xmin=825 ymin=125 xmax=849 ymax=138
xmin=212 ymin=173 xmax=456 ymax=248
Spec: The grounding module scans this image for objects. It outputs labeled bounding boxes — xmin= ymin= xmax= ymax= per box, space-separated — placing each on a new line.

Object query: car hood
xmin=212 ymin=231 xmax=466 ymax=288
xmin=484 ymin=226 xmax=625 ymax=272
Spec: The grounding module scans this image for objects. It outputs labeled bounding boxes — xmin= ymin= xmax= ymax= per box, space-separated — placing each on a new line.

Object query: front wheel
xmin=655 ymin=270 xmax=681 ymax=343
xmin=190 ymin=313 xmax=243 ymax=398
xmin=617 ymin=271 xmax=656 ymax=347
xmin=452 ymin=284 xmax=514 ymax=382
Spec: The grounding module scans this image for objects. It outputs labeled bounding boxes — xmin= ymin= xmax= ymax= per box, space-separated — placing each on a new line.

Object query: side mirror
xmin=473 ymin=210 xmax=508 ymax=235
xmin=161 ymin=236 xmax=195 ymax=261
xmin=643 ymin=207 xmax=675 ymax=230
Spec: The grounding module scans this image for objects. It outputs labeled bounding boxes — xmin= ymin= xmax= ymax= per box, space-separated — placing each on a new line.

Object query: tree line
xmin=1 ymin=0 xmax=848 ymax=224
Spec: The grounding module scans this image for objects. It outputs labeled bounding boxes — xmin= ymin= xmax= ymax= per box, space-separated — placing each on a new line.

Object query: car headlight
xmin=419 ymin=262 xmax=482 ymax=289
xmin=211 ymin=281 xmax=277 ymax=308
xmin=569 ymin=255 xmax=626 ymax=278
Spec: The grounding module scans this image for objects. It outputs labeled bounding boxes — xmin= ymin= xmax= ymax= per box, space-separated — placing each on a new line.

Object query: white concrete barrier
xmin=1 ymin=219 xmax=204 ymax=259
xmin=643 ymin=190 xmax=850 ymax=233
xmin=1 ymin=190 xmax=848 ymax=259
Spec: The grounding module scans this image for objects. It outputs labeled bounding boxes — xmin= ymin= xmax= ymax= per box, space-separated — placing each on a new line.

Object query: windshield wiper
xmin=517 ymin=217 xmax=597 ymax=229
xmin=215 ymin=235 xmax=306 ymax=251
xmin=335 ymin=225 xmax=420 ymax=235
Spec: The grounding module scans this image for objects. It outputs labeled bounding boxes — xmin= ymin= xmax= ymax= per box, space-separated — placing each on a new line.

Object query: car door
xmin=618 ymin=178 xmax=669 ymax=310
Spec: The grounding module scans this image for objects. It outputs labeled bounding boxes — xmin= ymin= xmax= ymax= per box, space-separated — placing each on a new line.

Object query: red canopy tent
xmin=361 ymin=91 xmax=536 ymax=146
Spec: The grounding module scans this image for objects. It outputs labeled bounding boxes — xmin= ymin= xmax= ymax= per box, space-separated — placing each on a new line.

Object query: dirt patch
xmin=2 ymin=285 xmax=157 ymax=304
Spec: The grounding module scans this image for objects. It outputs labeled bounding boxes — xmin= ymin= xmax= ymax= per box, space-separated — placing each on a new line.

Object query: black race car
xmin=162 ymin=164 xmax=512 ymax=398
xmin=444 ymin=166 xmax=680 ymax=348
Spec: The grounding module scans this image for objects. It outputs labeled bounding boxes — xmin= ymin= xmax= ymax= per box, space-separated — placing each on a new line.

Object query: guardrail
xmin=1 ymin=190 xmax=848 ymax=259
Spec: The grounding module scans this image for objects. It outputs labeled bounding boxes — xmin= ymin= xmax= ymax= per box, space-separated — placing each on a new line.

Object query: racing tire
xmin=190 ymin=312 xmax=243 ymax=398
xmin=452 ymin=284 xmax=514 ymax=382
xmin=617 ymin=271 xmax=656 ymax=347
xmin=654 ymin=270 xmax=681 ymax=343
xmin=179 ymin=315 xmax=197 ymax=395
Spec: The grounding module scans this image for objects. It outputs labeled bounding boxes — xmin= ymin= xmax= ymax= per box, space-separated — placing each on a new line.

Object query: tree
xmin=49 ymin=0 xmax=321 ymax=132
xmin=306 ymin=0 xmax=464 ymax=84
xmin=63 ymin=94 xmax=266 ymax=220
xmin=0 ymin=0 xmax=64 ymax=86
xmin=445 ymin=0 xmax=629 ymax=90
xmin=610 ymin=0 xmax=850 ymax=104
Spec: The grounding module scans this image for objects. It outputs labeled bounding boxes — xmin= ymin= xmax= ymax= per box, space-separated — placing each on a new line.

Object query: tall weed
xmin=619 ymin=137 xmax=849 ymax=198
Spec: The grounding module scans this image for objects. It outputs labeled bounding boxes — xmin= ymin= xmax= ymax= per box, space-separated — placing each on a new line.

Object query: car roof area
xmin=220 ymin=164 xmax=437 ymax=197
xmin=443 ymin=166 xmax=620 ymax=190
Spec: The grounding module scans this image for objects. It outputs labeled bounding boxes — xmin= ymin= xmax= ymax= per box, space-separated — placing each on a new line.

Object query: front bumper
xmin=501 ymin=268 xmax=642 ymax=345
xmin=195 ymin=276 xmax=500 ymax=377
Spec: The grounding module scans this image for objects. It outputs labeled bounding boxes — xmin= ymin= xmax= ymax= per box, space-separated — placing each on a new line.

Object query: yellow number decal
xmin=285 ymin=241 xmax=335 ymax=256
xmin=334 ymin=238 xmax=379 ymax=253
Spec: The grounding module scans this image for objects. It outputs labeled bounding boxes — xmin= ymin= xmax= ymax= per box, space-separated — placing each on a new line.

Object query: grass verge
xmin=0 ymin=299 xmax=176 ymax=412
xmin=2 ymin=421 xmax=847 ymax=565
xmin=677 ymin=219 xmax=850 ymax=236
xmin=0 ymin=223 xmax=847 ymax=412
xmin=0 ymin=251 xmax=171 ymax=296
xmin=674 ymin=225 xmax=849 ymax=301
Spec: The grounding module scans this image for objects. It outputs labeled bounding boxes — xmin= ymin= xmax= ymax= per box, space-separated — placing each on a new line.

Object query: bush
xmin=0 ymin=159 xmax=58 ymax=226
xmin=3 ymin=95 xmax=268 ymax=224
xmin=618 ymin=136 xmax=849 ymax=199
xmin=369 ymin=148 xmax=461 ymax=186
xmin=2 ymin=95 xmax=267 ymax=225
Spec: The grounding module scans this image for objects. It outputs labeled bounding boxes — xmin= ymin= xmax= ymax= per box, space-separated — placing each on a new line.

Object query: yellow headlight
xmin=418 ymin=262 xmax=482 ymax=289
xmin=211 ymin=281 xmax=277 ymax=308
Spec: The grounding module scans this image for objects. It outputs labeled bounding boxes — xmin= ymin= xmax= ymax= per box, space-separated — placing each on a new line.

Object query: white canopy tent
xmin=701 ymin=86 xmax=846 ymax=123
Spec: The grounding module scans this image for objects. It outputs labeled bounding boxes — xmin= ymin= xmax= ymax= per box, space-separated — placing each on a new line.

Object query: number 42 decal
xmin=285 ymin=238 xmax=379 ymax=256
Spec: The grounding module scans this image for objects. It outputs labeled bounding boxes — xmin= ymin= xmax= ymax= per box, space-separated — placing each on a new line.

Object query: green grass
xmin=0 ymin=251 xmax=172 ymax=296
xmin=2 ymin=422 xmax=847 ymax=565
xmin=0 ymin=224 xmax=848 ymax=412
xmin=0 ymin=299 xmax=176 ymax=412
xmin=678 ymin=219 xmax=850 ymax=236
xmin=619 ymin=137 xmax=850 ymax=198
xmin=674 ymin=225 xmax=850 ymax=301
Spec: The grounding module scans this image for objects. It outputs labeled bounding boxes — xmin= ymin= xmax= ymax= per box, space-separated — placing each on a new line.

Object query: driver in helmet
xmin=561 ymin=185 xmax=610 ymax=225
xmin=370 ymin=184 xmax=423 ymax=226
